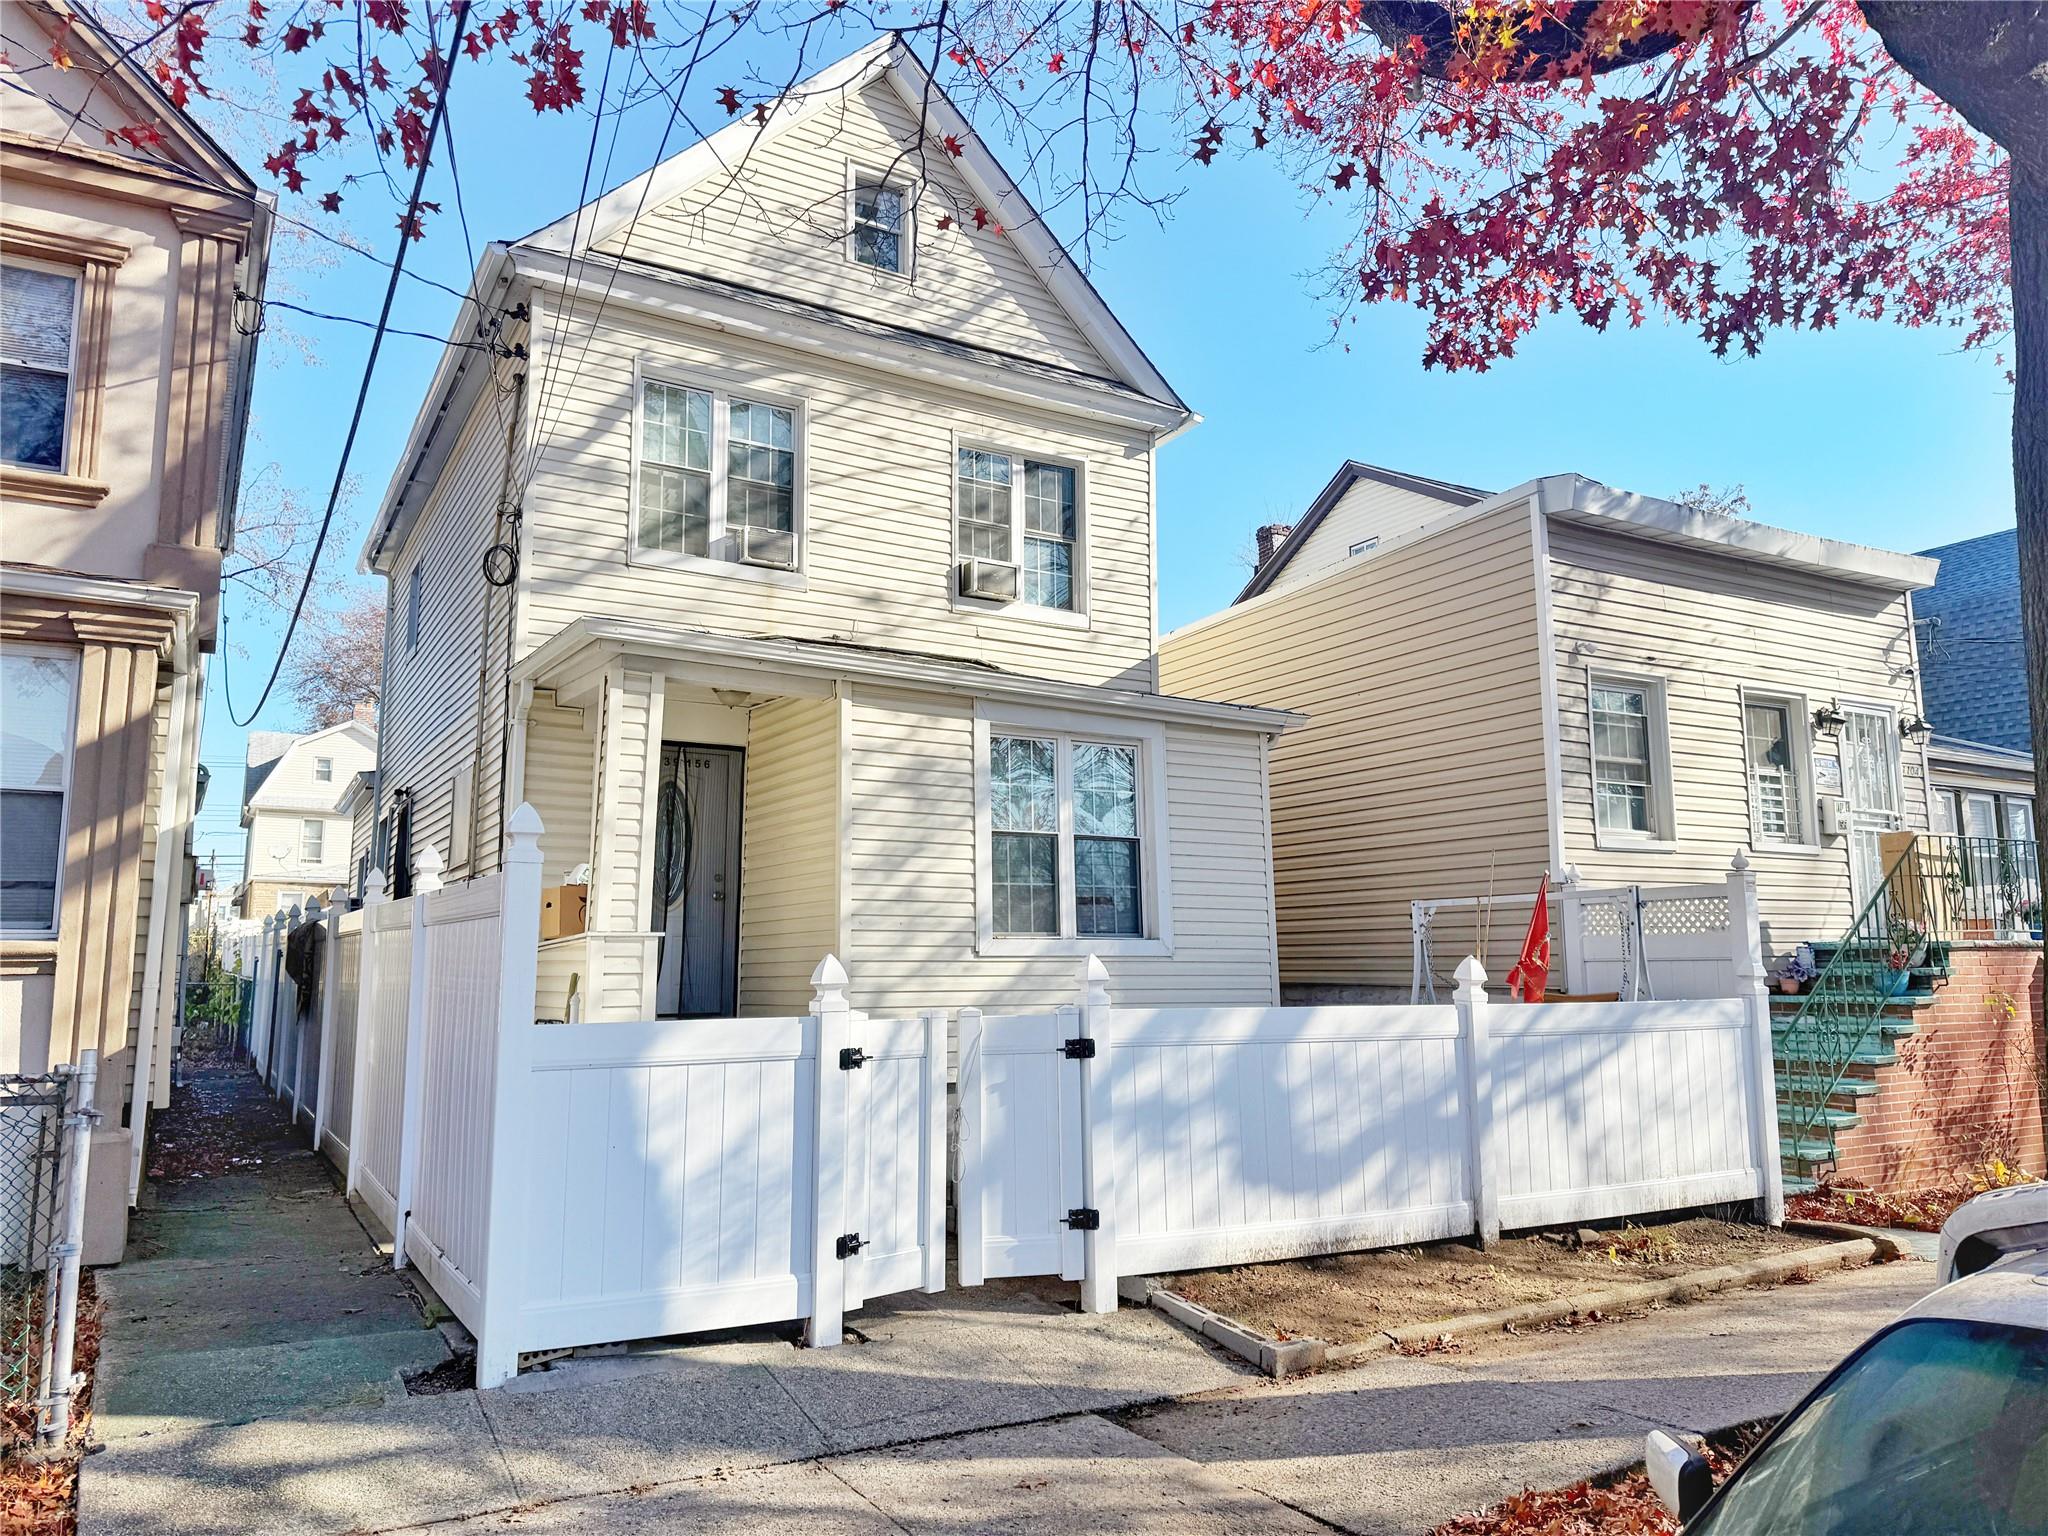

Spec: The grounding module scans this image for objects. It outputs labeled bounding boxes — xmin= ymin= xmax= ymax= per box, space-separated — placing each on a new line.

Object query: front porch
xmin=507 ymin=618 xmax=1294 ymax=1026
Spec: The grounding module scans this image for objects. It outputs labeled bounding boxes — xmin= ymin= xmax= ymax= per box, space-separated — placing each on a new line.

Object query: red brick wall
xmin=1827 ymin=945 xmax=2046 ymax=1191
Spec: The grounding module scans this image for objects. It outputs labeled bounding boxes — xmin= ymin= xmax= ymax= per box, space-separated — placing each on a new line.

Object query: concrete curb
xmin=1783 ymin=1218 xmax=1910 ymax=1261
xmin=1143 ymin=1234 xmax=1880 ymax=1377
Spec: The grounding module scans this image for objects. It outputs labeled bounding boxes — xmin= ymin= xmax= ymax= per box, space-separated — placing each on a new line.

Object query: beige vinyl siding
xmin=842 ymin=688 xmax=1279 ymax=1026
xmin=603 ymin=81 xmax=1113 ymax=377
xmin=517 ymin=294 xmax=1157 ymax=690
xmin=349 ymin=790 xmax=374 ymax=885
xmin=1162 ymin=504 xmax=1550 ymax=993
xmin=523 ymin=690 xmax=596 ymax=886
xmin=738 ymin=696 xmax=841 ymax=1014
xmin=381 ymin=385 xmax=513 ymax=880
xmin=120 ymin=680 xmax=171 ymax=1114
xmin=1549 ymin=522 xmax=1929 ymax=954
xmin=1262 ymin=479 xmax=1473 ymax=599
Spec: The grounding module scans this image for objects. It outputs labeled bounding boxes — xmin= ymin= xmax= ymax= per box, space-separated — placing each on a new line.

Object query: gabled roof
xmin=241 ymin=720 xmax=376 ymax=822
xmin=12 ymin=1 xmax=258 ymax=197
xmin=1236 ymin=461 xmax=1487 ymax=601
xmin=520 ymin=35 xmax=1182 ymax=413
xmin=362 ymin=35 xmax=1187 ymax=577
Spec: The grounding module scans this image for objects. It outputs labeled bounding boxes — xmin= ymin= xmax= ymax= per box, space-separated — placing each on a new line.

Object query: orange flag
xmin=1505 ymin=876 xmax=1551 ymax=1003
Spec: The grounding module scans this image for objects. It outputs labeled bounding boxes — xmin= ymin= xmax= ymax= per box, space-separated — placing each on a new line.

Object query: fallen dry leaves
xmin=0 ymin=1270 xmax=103 ymax=1536
xmin=1432 ymin=1424 xmax=1770 ymax=1536
xmin=1787 ymin=1164 xmax=2039 ymax=1234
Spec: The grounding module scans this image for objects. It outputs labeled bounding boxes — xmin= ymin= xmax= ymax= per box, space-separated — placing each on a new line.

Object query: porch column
xmin=587 ymin=663 xmax=664 ymax=1017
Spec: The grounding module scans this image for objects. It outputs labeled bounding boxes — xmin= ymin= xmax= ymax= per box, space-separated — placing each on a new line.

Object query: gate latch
xmin=839 ymin=1047 xmax=868 ymax=1070
xmin=1063 ymin=1208 xmax=1100 ymax=1231
xmin=1061 ymin=1037 xmax=1097 ymax=1060
xmin=836 ymin=1233 xmax=867 ymax=1260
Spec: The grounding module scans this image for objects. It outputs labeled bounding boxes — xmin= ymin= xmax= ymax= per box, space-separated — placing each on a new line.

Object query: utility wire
xmin=224 ymin=1 xmax=476 ymax=727
xmin=237 ymin=293 xmax=517 ymax=353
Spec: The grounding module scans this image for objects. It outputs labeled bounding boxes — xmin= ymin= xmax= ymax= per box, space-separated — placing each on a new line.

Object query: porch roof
xmin=515 ymin=617 xmax=1304 ymax=733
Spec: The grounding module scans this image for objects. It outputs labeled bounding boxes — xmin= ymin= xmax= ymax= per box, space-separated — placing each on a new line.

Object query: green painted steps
xmin=1775 ymin=1072 xmax=1880 ymax=1100
xmin=1777 ymin=1103 xmax=1861 ymax=1130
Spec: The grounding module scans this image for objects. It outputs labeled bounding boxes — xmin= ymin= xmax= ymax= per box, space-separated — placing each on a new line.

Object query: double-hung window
xmin=1742 ymin=693 xmax=1813 ymax=847
xmin=0 ymin=260 xmax=77 ymax=472
xmin=980 ymin=717 xmax=1166 ymax=952
xmin=314 ymin=756 xmax=334 ymax=784
xmin=1589 ymin=674 xmax=1671 ymax=843
xmin=301 ymin=819 xmax=325 ymax=864
xmin=0 ymin=646 xmax=77 ymax=934
xmin=635 ymin=373 xmax=800 ymax=573
xmin=955 ymin=446 xmax=1082 ymax=613
xmin=848 ymin=170 xmax=911 ymax=276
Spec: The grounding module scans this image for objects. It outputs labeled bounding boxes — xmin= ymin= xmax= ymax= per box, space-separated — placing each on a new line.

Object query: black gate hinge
xmin=1061 ymin=1037 xmax=1097 ymax=1059
xmin=839 ymin=1047 xmax=868 ymax=1070
xmin=836 ymin=1232 xmax=867 ymax=1259
xmin=1063 ymin=1208 xmax=1100 ymax=1231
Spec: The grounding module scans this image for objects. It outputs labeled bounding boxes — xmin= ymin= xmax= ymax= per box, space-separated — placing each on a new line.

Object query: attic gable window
xmin=848 ymin=168 xmax=911 ymax=276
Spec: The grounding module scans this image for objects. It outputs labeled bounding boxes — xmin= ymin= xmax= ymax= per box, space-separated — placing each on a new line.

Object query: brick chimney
xmin=352 ymin=697 xmax=378 ymax=727
xmin=1254 ymin=523 xmax=1294 ymax=569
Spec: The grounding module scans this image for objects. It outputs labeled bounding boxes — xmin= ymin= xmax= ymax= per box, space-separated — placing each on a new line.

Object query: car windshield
xmin=1690 ymin=1318 xmax=2048 ymax=1536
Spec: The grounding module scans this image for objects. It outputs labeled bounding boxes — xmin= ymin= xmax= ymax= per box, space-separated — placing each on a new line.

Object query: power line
xmin=224 ymin=1 xmax=477 ymax=728
xmin=237 ymin=293 xmax=520 ymax=355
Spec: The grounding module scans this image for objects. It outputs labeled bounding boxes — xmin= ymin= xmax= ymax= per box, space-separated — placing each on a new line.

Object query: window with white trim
xmin=1589 ymin=675 xmax=1671 ymax=840
xmin=956 ymin=447 xmax=1081 ymax=612
xmin=1742 ymin=694 xmax=1812 ymax=845
xmin=314 ymin=756 xmax=334 ymax=783
xmin=301 ymin=819 xmax=325 ymax=864
xmin=0 ymin=645 xmax=77 ymax=933
xmin=987 ymin=732 xmax=1145 ymax=939
xmin=849 ymin=171 xmax=910 ymax=275
xmin=1 ymin=260 xmax=77 ymax=472
xmin=634 ymin=375 xmax=799 ymax=571
xmin=275 ymin=889 xmax=304 ymax=914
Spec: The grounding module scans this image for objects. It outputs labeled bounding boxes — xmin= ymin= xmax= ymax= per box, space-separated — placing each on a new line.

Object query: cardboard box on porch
xmin=540 ymin=884 xmax=587 ymax=940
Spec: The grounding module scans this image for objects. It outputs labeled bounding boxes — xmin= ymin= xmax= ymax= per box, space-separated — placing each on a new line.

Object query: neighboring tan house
xmin=356 ymin=38 xmax=1291 ymax=1025
xmin=0 ymin=1 xmax=270 ymax=1258
xmin=237 ymin=719 xmax=377 ymax=918
xmin=1160 ymin=462 xmax=1941 ymax=996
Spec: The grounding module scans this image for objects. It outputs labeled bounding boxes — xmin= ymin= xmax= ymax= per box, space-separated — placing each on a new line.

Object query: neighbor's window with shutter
xmin=1743 ymin=695 xmax=1812 ymax=846
xmin=955 ymin=447 xmax=1084 ymax=613
xmin=633 ymin=374 xmax=801 ymax=572
xmin=0 ymin=646 xmax=78 ymax=934
xmin=1 ymin=262 xmax=78 ymax=472
xmin=985 ymin=729 xmax=1151 ymax=944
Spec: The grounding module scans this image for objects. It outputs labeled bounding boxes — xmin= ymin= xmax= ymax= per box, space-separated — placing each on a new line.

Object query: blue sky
xmin=183 ymin=28 xmax=2019 ymax=882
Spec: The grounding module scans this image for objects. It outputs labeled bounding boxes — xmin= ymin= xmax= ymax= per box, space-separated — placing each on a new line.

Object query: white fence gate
xmin=301 ymin=806 xmax=945 ymax=1387
xmin=964 ymin=859 xmax=1783 ymax=1311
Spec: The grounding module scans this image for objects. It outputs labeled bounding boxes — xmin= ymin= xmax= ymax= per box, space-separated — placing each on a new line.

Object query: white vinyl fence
xmin=286 ymin=806 xmax=946 ymax=1387
xmin=963 ymin=856 xmax=1783 ymax=1313
xmin=1412 ymin=875 xmax=1744 ymax=1003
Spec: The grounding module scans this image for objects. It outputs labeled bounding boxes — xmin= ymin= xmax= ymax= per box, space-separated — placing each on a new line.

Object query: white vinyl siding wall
xmin=1161 ymin=503 xmax=1551 ymax=992
xmin=518 ymin=294 xmax=1158 ymax=689
xmin=842 ymin=688 xmax=1279 ymax=1021
xmin=599 ymin=80 xmax=1115 ymax=377
xmin=380 ymin=390 xmax=511 ymax=883
xmin=738 ymin=696 xmax=840 ymax=1015
xmin=1548 ymin=522 xmax=1929 ymax=952
xmin=1259 ymin=478 xmax=1473 ymax=598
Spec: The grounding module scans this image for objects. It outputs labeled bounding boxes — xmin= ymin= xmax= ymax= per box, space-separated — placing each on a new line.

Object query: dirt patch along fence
xmin=0 ymin=1054 xmax=95 ymax=1446
xmin=959 ymin=858 xmax=1785 ymax=1311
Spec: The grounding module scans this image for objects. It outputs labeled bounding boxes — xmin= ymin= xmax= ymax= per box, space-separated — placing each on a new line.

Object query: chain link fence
xmin=0 ymin=1059 xmax=95 ymax=1447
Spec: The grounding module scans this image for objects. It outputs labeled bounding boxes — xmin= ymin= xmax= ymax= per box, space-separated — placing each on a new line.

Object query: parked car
xmin=1646 ymin=1184 xmax=2048 ymax=1533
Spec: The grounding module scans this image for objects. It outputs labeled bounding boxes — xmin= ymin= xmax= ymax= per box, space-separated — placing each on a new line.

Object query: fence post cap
xmin=507 ymin=801 xmax=545 ymax=835
xmin=810 ymin=953 xmax=849 ymax=990
xmin=1730 ymin=849 xmax=1752 ymax=873
xmin=414 ymin=844 xmax=446 ymax=891
xmin=1082 ymin=954 xmax=1110 ymax=987
xmin=364 ymin=866 xmax=389 ymax=902
xmin=1454 ymin=954 xmax=1488 ymax=989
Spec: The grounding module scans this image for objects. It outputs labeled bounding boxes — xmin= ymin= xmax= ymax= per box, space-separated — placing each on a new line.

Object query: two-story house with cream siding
xmin=1161 ymin=462 xmax=1942 ymax=996
xmin=237 ymin=719 xmax=378 ymax=918
xmin=359 ymin=38 xmax=1291 ymax=1024
xmin=0 ymin=1 xmax=269 ymax=1259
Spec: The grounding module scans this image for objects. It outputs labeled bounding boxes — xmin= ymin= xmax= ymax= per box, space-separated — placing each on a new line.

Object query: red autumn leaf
xmin=936 ymin=214 xmax=954 ymax=231
xmin=972 ymin=206 xmax=989 ymax=229
xmin=320 ymin=191 xmax=343 ymax=211
xmin=717 ymin=84 xmax=741 ymax=114
xmin=281 ymin=24 xmax=311 ymax=51
xmin=1330 ymin=162 xmax=1356 ymax=191
xmin=1047 ymin=52 xmax=1064 ymax=73
xmin=943 ymin=134 xmax=964 ymax=157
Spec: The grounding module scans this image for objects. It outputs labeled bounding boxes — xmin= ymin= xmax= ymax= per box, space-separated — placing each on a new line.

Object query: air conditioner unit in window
xmin=737 ymin=525 xmax=798 ymax=570
xmin=958 ymin=558 xmax=1019 ymax=602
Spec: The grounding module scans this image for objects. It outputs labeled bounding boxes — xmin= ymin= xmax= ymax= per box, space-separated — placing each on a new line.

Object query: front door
xmin=1841 ymin=705 xmax=1902 ymax=907
xmin=652 ymin=744 xmax=743 ymax=1017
